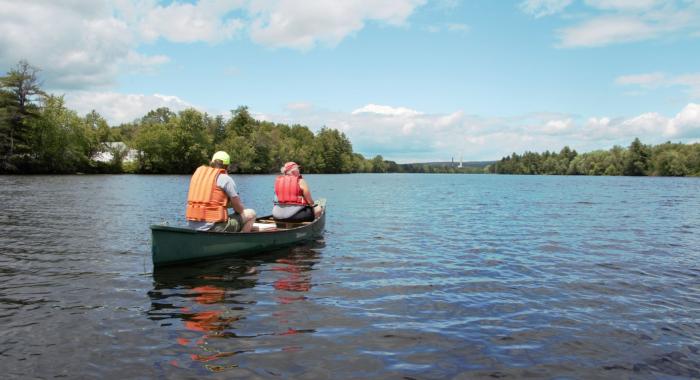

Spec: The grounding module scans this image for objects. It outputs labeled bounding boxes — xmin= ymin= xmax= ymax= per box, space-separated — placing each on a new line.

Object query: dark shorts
xmin=210 ymin=213 xmax=244 ymax=232
xmin=276 ymin=206 xmax=314 ymax=223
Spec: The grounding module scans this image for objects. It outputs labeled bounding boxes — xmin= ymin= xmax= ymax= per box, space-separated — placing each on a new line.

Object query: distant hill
xmin=402 ymin=161 xmax=496 ymax=168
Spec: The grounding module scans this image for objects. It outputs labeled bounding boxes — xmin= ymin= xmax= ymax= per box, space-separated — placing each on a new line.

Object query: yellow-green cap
xmin=212 ymin=151 xmax=230 ymax=165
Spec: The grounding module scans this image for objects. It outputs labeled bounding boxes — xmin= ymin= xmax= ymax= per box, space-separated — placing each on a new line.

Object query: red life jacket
xmin=274 ymin=175 xmax=307 ymax=206
xmin=185 ymin=166 xmax=229 ymax=222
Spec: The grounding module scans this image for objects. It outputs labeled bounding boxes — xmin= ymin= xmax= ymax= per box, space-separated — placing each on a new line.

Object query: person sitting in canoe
xmin=272 ymin=162 xmax=323 ymax=222
xmin=186 ymin=151 xmax=256 ymax=232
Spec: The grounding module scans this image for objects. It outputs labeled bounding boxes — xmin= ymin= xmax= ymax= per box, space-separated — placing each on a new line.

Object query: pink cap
xmin=282 ymin=162 xmax=299 ymax=173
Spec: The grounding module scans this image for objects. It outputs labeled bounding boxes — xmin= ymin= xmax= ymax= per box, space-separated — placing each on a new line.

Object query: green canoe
xmin=151 ymin=199 xmax=326 ymax=266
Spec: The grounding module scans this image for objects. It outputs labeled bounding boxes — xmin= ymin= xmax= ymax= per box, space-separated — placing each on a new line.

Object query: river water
xmin=1 ymin=173 xmax=699 ymax=379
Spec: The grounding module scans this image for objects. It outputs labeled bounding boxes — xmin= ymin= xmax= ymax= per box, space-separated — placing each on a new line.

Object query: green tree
xmin=385 ymin=160 xmax=399 ymax=172
xmin=313 ymin=127 xmax=353 ymax=173
xmin=0 ymin=60 xmax=46 ymax=171
xmin=686 ymin=144 xmax=700 ymax=176
xmin=171 ymin=108 xmax=210 ymax=173
xmin=132 ymin=122 xmax=175 ymax=173
xmin=142 ymin=107 xmax=176 ymax=125
xmin=228 ymin=106 xmax=255 ymax=137
xmin=104 ymin=142 xmax=129 ymax=173
xmin=283 ymin=124 xmax=316 ymax=169
xmin=249 ymin=126 xmax=274 ymax=173
xmin=27 ymin=95 xmax=88 ymax=173
xmin=352 ymin=152 xmax=371 ymax=172
xmin=653 ymin=150 xmax=688 ymax=176
xmin=218 ymin=132 xmax=255 ymax=173
xmin=371 ymin=155 xmax=388 ymax=173
xmin=85 ymin=110 xmax=111 ymax=144
xmin=209 ymin=114 xmax=226 ymax=145
xmin=623 ymin=138 xmax=650 ymax=176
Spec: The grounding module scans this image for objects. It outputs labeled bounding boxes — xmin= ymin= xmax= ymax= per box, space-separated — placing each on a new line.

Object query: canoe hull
xmin=151 ymin=201 xmax=326 ymax=266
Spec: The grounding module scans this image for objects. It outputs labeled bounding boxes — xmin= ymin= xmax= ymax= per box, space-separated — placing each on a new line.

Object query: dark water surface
xmin=1 ymin=174 xmax=699 ymax=379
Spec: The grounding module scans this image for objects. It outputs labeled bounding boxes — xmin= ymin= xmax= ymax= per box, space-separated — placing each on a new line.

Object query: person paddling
xmin=186 ymin=151 xmax=256 ymax=232
xmin=272 ymin=162 xmax=323 ymax=222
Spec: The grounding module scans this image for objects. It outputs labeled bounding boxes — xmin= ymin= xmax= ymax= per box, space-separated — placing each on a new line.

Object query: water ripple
xmin=1 ymin=174 xmax=700 ymax=378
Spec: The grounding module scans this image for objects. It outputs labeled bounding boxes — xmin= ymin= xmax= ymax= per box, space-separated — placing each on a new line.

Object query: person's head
xmin=281 ymin=161 xmax=301 ymax=176
xmin=210 ymin=151 xmax=231 ymax=169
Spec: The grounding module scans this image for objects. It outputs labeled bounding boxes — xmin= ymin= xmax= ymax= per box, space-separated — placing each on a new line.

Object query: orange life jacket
xmin=185 ymin=166 xmax=229 ymax=222
xmin=274 ymin=175 xmax=307 ymax=206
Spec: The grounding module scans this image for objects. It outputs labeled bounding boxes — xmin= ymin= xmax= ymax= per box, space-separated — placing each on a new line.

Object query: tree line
xmin=3 ymin=61 xmax=699 ymax=176
xmin=0 ymin=61 xmax=398 ymax=174
xmin=487 ymin=138 xmax=700 ymax=176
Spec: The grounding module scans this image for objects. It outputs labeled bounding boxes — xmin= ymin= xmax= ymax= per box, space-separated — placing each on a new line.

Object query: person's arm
xmin=229 ymin=196 xmax=245 ymax=214
xmin=298 ymin=179 xmax=314 ymax=206
xmin=220 ymin=174 xmax=245 ymax=213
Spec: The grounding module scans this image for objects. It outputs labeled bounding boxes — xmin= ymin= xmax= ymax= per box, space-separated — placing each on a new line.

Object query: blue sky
xmin=1 ymin=0 xmax=700 ymax=162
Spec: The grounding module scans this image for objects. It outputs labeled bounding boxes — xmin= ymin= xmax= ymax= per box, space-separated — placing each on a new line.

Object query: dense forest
xmin=2 ymin=61 xmax=699 ymax=176
xmin=0 ymin=61 xmax=399 ymax=175
xmin=488 ymin=139 xmax=700 ymax=176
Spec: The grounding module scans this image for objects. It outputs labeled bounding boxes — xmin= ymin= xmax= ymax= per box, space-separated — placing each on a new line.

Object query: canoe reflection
xmin=148 ymin=243 xmax=322 ymax=372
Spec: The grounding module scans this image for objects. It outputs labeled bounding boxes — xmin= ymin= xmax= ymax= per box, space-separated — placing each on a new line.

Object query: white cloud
xmin=223 ymin=66 xmax=241 ymax=76
xmin=259 ymin=102 xmax=700 ymax=162
xmin=554 ymin=106 xmax=700 ymax=143
xmin=616 ymin=72 xmax=700 ymax=98
xmin=558 ymin=16 xmax=657 ymax=47
xmin=0 ymin=0 xmax=426 ymax=90
xmin=523 ymin=0 xmax=700 ymax=47
xmin=520 ymin=0 xmax=573 ymax=18
xmin=541 ymin=118 xmax=574 ymax=134
xmin=0 ymin=0 xmax=169 ymax=89
xmin=621 ymin=112 xmax=668 ymax=135
xmin=615 ymin=72 xmax=666 ymax=87
xmin=138 ymin=0 xmax=245 ymax=43
xmin=436 ymin=111 xmax=464 ymax=128
xmin=447 ymin=23 xmax=470 ymax=32
xmin=433 ymin=0 xmax=461 ymax=10
xmin=672 ymin=74 xmax=700 ymax=98
xmin=667 ymin=103 xmax=700 ymax=138
xmin=63 ymin=91 xmax=195 ymax=125
xmin=352 ymin=104 xmax=423 ymax=117
xmin=247 ymin=0 xmax=426 ymax=49
xmin=125 ymin=51 xmax=171 ymax=73
xmin=584 ymin=0 xmax=662 ymax=11
xmin=422 ymin=23 xmax=469 ymax=34
xmin=286 ymin=102 xmax=313 ymax=111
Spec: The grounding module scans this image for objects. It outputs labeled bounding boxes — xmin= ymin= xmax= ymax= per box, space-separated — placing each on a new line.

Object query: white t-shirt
xmin=272 ymin=204 xmax=306 ymax=219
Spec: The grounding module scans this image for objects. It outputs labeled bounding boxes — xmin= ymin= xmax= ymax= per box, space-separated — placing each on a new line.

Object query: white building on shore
xmin=93 ymin=142 xmax=139 ymax=163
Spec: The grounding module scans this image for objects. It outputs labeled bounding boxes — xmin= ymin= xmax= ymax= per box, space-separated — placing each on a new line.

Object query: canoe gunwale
xmin=150 ymin=214 xmax=314 ymax=235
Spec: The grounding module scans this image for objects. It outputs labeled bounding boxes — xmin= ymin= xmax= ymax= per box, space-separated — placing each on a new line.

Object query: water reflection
xmin=147 ymin=242 xmax=322 ymax=373
xmin=273 ymin=255 xmax=313 ymax=301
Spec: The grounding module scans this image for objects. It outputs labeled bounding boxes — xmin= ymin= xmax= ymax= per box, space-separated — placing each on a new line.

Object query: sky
xmin=1 ymin=0 xmax=700 ymax=162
